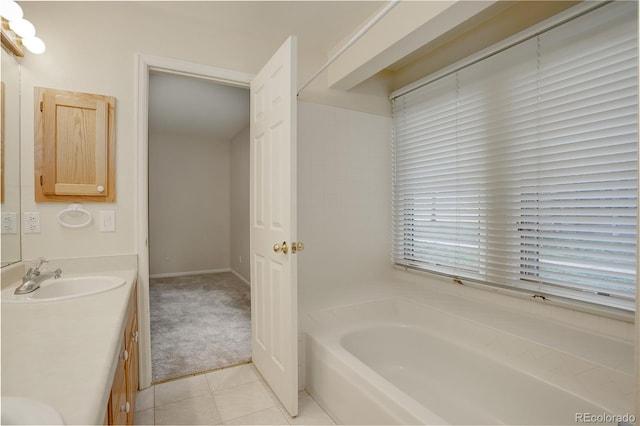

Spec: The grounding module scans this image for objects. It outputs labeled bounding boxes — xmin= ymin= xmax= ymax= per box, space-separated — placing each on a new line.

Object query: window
xmin=392 ymin=1 xmax=638 ymax=311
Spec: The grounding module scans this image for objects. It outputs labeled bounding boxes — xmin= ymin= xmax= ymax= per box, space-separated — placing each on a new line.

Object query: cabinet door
xmin=124 ymin=283 xmax=138 ymax=425
xmin=34 ymin=87 xmax=115 ymax=202
xmin=126 ymin=314 xmax=138 ymax=425
xmin=109 ymin=340 xmax=128 ymax=426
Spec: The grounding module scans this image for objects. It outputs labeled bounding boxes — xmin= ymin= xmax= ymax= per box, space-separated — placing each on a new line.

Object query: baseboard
xmin=231 ymin=269 xmax=251 ymax=286
xmin=150 ymin=268 xmax=231 ymax=279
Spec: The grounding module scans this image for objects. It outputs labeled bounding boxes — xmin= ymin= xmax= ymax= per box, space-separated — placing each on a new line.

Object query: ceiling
xmin=138 ymin=1 xmax=381 ymax=54
xmin=149 ymin=71 xmax=250 ymax=141
xmin=146 ymin=1 xmax=383 ymax=142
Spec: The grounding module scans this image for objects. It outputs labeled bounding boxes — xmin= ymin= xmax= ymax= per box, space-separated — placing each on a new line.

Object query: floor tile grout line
xmin=207 ymin=370 xmax=261 ymax=394
xmin=306 ymin=392 xmax=337 ymax=425
xmin=203 ymin=372 xmax=228 ymax=425
xmin=152 ymin=390 xmax=213 ymax=409
xmin=134 ymin=387 xmax=155 ymax=413
xmin=222 ymin=405 xmax=288 ymax=425
xmin=213 ymin=380 xmax=280 ymax=423
xmin=150 ymin=366 xmax=262 ymax=409
xmin=152 ymin=379 xmax=212 ymax=409
xmin=209 ymin=389 xmax=224 ymax=425
xmin=152 ymin=392 xmax=221 ymax=425
xmin=136 ymin=363 xmax=335 ymax=426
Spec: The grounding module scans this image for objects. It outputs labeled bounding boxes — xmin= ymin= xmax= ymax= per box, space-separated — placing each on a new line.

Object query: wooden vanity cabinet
xmin=107 ymin=283 xmax=138 ymax=425
xmin=124 ymin=288 xmax=139 ymax=425
xmin=109 ymin=340 xmax=128 ymax=426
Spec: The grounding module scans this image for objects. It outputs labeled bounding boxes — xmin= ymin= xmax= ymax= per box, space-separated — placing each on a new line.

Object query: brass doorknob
xmin=273 ymin=241 xmax=288 ymax=254
xmin=292 ymin=242 xmax=304 ymax=253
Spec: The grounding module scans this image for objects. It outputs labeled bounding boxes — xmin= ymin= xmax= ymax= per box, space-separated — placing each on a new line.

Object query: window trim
xmin=391 ymin=1 xmax=609 ymax=101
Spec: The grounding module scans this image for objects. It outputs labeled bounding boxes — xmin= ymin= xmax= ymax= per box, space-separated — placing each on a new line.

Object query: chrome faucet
xmin=14 ymin=258 xmax=62 ymax=295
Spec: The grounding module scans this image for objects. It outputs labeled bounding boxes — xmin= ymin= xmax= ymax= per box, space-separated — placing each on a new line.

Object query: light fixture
xmin=0 ymin=0 xmax=46 ymax=55
xmin=9 ymin=17 xmax=34 ymax=38
xmin=22 ymin=35 xmax=44 ymax=54
xmin=0 ymin=0 xmax=22 ymax=22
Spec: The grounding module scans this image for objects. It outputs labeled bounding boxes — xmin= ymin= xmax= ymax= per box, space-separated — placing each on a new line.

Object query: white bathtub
xmin=305 ymin=297 xmax=634 ymax=425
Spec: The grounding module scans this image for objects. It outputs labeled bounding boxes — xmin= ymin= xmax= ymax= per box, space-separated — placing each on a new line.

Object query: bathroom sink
xmin=2 ymin=276 xmax=126 ymax=303
xmin=1 ymin=396 xmax=65 ymax=425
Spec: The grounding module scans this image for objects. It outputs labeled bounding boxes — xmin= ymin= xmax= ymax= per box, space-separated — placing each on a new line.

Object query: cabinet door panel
xmin=108 ymin=282 xmax=138 ymax=426
xmin=35 ymin=87 xmax=115 ymax=202
xmin=125 ymin=316 xmax=138 ymax=425
xmin=111 ymin=377 xmax=128 ymax=426
xmin=110 ymin=339 xmax=127 ymax=425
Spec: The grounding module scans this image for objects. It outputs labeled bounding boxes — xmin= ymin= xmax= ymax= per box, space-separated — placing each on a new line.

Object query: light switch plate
xmin=100 ymin=211 xmax=115 ymax=232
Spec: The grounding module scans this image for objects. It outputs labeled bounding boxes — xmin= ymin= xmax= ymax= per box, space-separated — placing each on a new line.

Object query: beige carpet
xmin=150 ymin=272 xmax=251 ymax=383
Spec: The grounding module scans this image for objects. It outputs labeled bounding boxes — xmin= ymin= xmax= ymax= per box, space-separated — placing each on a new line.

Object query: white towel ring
xmin=57 ymin=203 xmax=92 ymax=228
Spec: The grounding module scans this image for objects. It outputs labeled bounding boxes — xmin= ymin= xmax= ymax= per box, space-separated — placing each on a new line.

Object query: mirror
xmin=1 ymin=40 xmax=22 ymax=267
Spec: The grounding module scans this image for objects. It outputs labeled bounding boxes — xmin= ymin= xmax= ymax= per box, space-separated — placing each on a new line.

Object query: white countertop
xmin=1 ymin=267 xmax=137 ymax=425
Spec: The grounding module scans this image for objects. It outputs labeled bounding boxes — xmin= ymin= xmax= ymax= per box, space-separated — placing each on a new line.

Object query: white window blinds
xmin=391 ymin=2 xmax=638 ymax=311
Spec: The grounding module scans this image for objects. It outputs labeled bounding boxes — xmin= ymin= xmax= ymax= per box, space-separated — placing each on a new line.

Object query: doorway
xmin=138 ymin=55 xmax=252 ymax=388
xmin=136 ymin=49 xmax=300 ymax=414
xmin=148 ymin=71 xmax=250 ymax=383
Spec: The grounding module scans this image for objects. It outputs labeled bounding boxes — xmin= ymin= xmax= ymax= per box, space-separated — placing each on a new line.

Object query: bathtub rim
xmin=305 ymin=295 xmax=635 ymax=421
xmin=305 ymin=320 xmax=449 ymax=425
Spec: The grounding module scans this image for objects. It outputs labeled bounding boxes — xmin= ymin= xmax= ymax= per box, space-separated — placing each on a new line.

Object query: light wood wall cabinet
xmin=34 ymin=87 xmax=115 ymax=202
xmin=107 ymin=283 xmax=138 ymax=425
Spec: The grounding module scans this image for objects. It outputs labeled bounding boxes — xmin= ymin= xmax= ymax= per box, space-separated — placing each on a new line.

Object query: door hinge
xmin=39 ymin=101 xmax=43 ymax=112
xmin=40 ymin=175 xmax=43 ymax=186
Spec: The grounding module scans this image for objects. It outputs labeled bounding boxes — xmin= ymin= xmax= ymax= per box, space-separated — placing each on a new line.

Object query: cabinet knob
xmin=97 ymin=185 xmax=105 ymax=193
xmin=120 ymin=402 xmax=130 ymax=413
xmin=134 ymin=330 xmax=139 ymax=343
xmin=122 ymin=349 xmax=129 ymax=361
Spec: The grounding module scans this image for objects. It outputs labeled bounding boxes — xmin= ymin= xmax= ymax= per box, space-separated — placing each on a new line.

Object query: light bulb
xmin=9 ymin=18 xmax=35 ymax=38
xmin=0 ymin=0 xmax=23 ymax=21
xmin=22 ymin=36 xmax=45 ymax=54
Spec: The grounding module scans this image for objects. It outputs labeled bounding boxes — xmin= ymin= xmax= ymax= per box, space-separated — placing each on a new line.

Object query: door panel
xmin=250 ymin=36 xmax=298 ymax=417
xmin=254 ymin=254 xmax=266 ymax=350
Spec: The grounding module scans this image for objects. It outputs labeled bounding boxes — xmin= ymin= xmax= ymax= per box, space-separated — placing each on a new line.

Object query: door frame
xmin=135 ymin=54 xmax=254 ymax=388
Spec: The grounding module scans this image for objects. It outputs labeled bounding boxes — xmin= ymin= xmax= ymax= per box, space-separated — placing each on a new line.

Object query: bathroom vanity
xmin=1 ymin=256 xmax=138 ymax=425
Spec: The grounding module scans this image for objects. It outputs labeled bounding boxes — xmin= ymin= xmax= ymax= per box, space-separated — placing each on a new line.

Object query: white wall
xmin=230 ymin=126 xmax=251 ymax=283
xmin=13 ymin=3 xmax=638 ymax=409
xmin=1 ymin=48 xmax=21 ymax=266
xmin=148 ymin=132 xmax=230 ymax=276
xmin=148 ymin=101 xmax=393 ymax=306
xmin=296 ymin=101 xmax=393 ymax=390
xmin=297 ymin=101 xmax=393 ymax=313
xmin=17 ymin=2 xmax=391 ymax=263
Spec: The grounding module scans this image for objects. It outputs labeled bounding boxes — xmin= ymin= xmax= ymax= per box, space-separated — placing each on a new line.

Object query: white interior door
xmin=250 ymin=36 xmax=298 ymax=417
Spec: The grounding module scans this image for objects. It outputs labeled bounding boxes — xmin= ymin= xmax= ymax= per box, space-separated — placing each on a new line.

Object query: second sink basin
xmin=2 ymin=276 xmax=126 ymax=303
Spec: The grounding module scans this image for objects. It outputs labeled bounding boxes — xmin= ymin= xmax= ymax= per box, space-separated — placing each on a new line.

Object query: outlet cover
xmin=1 ymin=212 xmax=17 ymax=234
xmin=24 ymin=212 xmax=41 ymax=233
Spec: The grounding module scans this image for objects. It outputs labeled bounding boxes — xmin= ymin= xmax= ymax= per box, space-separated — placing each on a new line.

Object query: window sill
xmin=392 ymin=264 xmax=635 ymax=336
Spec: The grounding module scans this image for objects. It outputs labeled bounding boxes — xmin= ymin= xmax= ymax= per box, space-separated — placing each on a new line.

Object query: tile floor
xmin=134 ymin=363 xmax=335 ymax=425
